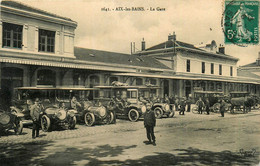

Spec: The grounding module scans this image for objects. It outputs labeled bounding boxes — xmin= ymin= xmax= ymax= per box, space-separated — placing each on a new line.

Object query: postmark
xmin=222 ymin=0 xmax=259 ymax=46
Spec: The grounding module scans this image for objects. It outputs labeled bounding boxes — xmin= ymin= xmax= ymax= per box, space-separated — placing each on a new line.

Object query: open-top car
xmin=95 ymin=84 xmax=147 ymax=122
xmin=138 ymin=85 xmax=175 ymax=119
xmin=55 ymin=87 xmax=115 ymax=126
xmin=0 ymin=106 xmax=24 ymax=135
xmin=11 ymin=87 xmax=77 ymax=131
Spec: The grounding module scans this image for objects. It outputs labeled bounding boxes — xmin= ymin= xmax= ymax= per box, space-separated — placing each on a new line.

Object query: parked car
xmin=95 ymin=83 xmax=147 ymax=122
xmin=0 ymin=107 xmax=24 ymax=135
xmin=11 ymin=87 xmax=77 ymax=131
xmin=55 ymin=87 xmax=115 ymax=126
xmin=138 ymin=85 xmax=175 ymax=119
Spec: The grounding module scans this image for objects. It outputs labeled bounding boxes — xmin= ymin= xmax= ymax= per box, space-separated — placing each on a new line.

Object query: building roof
xmin=1 ymin=0 xmax=73 ymax=21
xmin=143 ymin=40 xmax=239 ymax=61
xmin=237 ymin=69 xmax=260 ymax=79
xmin=146 ymin=40 xmax=202 ymax=51
xmin=240 ymin=61 xmax=259 ymax=68
xmin=74 ymin=47 xmax=171 ymax=70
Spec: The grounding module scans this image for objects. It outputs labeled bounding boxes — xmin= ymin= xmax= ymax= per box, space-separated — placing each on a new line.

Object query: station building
xmin=0 ymin=0 xmax=259 ymax=105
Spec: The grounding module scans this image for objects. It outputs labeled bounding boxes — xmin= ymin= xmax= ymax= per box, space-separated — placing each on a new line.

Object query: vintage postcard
xmin=0 ymin=0 xmax=259 ymax=165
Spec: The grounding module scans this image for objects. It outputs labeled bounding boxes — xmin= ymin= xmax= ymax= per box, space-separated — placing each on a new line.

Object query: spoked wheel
xmin=168 ymin=110 xmax=175 ymax=118
xmin=84 ymin=112 xmax=95 ymax=126
xmin=213 ymin=103 xmax=220 ymax=113
xmin=68 ymin=116 xmax=77 ymax=129
xmin=14 ymin=120 xmax=23 ymax=135
xmin=192 ymin=106 xmax=199 ymax=114
xmin=154 ymin=107 xmax=163 ymax=119
xmin=107 ymin=111 xmax=115 ymax=124
xmin=128 ymin=109 xmax=139 ymax=122
xmin=41 ymin=115 xmax=51 ymax=132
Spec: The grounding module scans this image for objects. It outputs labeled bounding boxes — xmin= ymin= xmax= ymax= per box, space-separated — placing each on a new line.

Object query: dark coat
xmin=30 ymin=104 xmax=42 ymax=121
xmin=144 ymin=110 xmax=156 ymax=127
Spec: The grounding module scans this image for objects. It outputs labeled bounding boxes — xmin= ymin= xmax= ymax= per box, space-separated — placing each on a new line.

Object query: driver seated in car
xmin=71 ymin=96 xmax=82 ymax=110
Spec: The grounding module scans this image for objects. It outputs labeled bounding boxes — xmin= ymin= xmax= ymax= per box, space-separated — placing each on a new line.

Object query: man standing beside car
xmin=144 ymin=103 xmax=156 ymax=146
xmin=30 ymin=98 xmax=43 ymax=139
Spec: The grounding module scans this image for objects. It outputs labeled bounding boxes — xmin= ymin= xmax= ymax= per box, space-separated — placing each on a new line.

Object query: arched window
xmin=37 ymin=69 xmax=56 ymax=86
xmin=109 ymin=77 xmax=118 ymax=85
xmin=136 ymin=78 xmax=143 ymax=86
xmin=89 ymin=75 xmax=100 ymax=88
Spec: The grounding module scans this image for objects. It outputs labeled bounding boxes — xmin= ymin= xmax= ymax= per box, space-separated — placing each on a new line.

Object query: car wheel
xmin=41 ymin=115 xmax=51 ymax=132
xmin=128 ymin=109 xmax=139 ymax=122
xmin=84 ymin=112 xmax=95 ymax=126
xmin=14 ymin=120 xmax=23 ymax=135
xmin=168 ymin=110 xmax=175 ymax=118
xmin=108 ymin=111 xmax=115 ymax=124
xmin=154 ymin=107 xmax=163 ymax=119
xmin=68 ymin=116 xmax=77 ymax=129
xmin=213 ymin=103 xmax=220 ymax=113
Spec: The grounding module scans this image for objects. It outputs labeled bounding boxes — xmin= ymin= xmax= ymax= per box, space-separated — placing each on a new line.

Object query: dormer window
xmin=2 ymin=22 xmax=23 ymax=49
xmin=39 ymin=29 xmax=55 ymax=53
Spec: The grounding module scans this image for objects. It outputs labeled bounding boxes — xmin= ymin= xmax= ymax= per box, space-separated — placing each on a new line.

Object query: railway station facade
xmin=0 ymin=1 xmax=260 ymax=105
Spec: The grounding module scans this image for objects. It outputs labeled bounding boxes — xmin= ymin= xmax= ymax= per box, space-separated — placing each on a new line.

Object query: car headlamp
xmin=141 ymin=105 xmax=146 ymax=113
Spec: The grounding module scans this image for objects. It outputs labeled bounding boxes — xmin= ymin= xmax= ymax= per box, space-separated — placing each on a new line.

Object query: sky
xmin=14 ymin=0 xmax=260 ymax=66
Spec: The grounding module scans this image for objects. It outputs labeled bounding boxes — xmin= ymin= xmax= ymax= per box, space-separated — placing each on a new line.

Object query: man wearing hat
xmin=30 ymin=98 xmax=43 ymax=139
xmin=144 ymin=103 xmax=156 ymax=145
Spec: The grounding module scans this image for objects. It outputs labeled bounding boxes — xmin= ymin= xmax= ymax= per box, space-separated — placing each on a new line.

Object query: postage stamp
xmin=223 ymin=0 xmax=259 ymax=45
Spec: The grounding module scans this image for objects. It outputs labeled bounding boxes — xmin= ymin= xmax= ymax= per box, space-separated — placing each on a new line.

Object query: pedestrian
xmin=174 ymin=97 xmax=179 ymax=112
xmin=186 ymin=96 xmax=191 ymax=112
xmin=144 ymin=103 xmax=156 ymax=146
xmin=220 ymin=99 xmax=226 ymax=117
xmin=205 ymin=98 xmax=210 ymax=115
xmin=179 ymin=97 xmax=186 ymax=115
xmin=196 ymin=97 xmax=204 ymax=114
xmin=30 ymin=98 xmax=43 ymax=139
xmin=71 ymin=96 xmax=82 ymax=110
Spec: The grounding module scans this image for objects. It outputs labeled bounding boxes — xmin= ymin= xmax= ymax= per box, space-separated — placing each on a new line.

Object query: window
xmin=230 ymin=66 xmax=233 ymax=76
xmin=186 ymin=59 xmax=190 ymax=72
xmin=150 ymin=79 xmax=157 ymax=85
xmin=211 ymin=63 xmax=214 ymax=74
xmin=219 ymin=64 xmax=222 ymax=75
xmin=2 ymin=22 xmax=23 ymax=49
xmin=201 ymin=62 xmax=205 ymax=73
xmin=39 ymin=29 xmax=55 ymax=52
xmin=136 ymin=78 xmax=143 ymax=85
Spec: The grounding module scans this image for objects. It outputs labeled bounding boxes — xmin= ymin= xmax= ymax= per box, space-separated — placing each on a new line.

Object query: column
xmin=55 ymin=31 xmax=60 ymax=54
xmin=34 ymin=26 xmax=39 ymax=52
xmin=22 ymin=24 xmax=28 ymax=51
xmin=0 ymin=19 xmax=2 ymax=47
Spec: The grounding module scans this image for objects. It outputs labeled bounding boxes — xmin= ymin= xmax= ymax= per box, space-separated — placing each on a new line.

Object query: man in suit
xmin=144 ymin=103 xmax=156 ymax=146
xmin=30 ymin=98 xmax=43 ymax=139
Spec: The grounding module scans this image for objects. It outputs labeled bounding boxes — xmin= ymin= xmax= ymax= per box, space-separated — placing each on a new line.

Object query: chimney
xmin=257 ymin=52 xmax=260 ymax=66
xmin=141 ymin=38 xmax=145 ymax=51
xmin=218 ymin=44 xmax=225 ymax=54
xmin=168 ymin=32 xmax=176 ymax=41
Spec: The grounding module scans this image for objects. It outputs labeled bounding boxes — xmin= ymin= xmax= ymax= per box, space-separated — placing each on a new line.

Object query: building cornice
xmin=1 ymin=5 xmax=77 ymax=28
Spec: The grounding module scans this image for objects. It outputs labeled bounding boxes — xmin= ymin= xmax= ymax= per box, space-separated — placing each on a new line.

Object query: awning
xmin=0 ymin=57 xmax=135 ymax=72
xmin=112 ymin=72 xmax=260 ymax=84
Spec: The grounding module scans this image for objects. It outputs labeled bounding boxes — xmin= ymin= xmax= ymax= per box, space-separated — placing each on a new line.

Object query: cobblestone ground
xmin=0 ymin=108 xmax=260 ymax=165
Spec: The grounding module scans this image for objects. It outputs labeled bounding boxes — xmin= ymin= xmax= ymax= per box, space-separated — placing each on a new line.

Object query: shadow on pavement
xmin=39 ymin=146 xmax=259 ymax=166
xmin=0 ymin=140 xmax=54 ymax=166
xmin=1 ymin=143 xmax=258 ymax=165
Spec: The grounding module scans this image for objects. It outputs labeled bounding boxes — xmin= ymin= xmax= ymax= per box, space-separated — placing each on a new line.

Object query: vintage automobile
xmin=193 ymin=90 xmax=230 ymax=112
xmin=11 ymin=87 xmax=77 ymax=131
xmin=0 ymin=106 xmax=24 ymax=135
xmin=138 ymin=85 xmax=175 ymax=119
xmin=95 ymin=83 xmax=147 ymax=122
xmin=55 ymin=87 xmax=115 ymax=126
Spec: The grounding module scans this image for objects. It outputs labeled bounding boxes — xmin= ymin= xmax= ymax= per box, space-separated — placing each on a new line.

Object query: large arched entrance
xmin=1 ymin=67 xmax=23 ymax=109
xmin=37 ymin=69 xmax=56 ymax=86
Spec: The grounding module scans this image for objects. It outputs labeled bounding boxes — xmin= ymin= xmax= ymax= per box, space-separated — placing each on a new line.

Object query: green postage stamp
xmin=224 ymin=0 xmax=259 ymax=45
